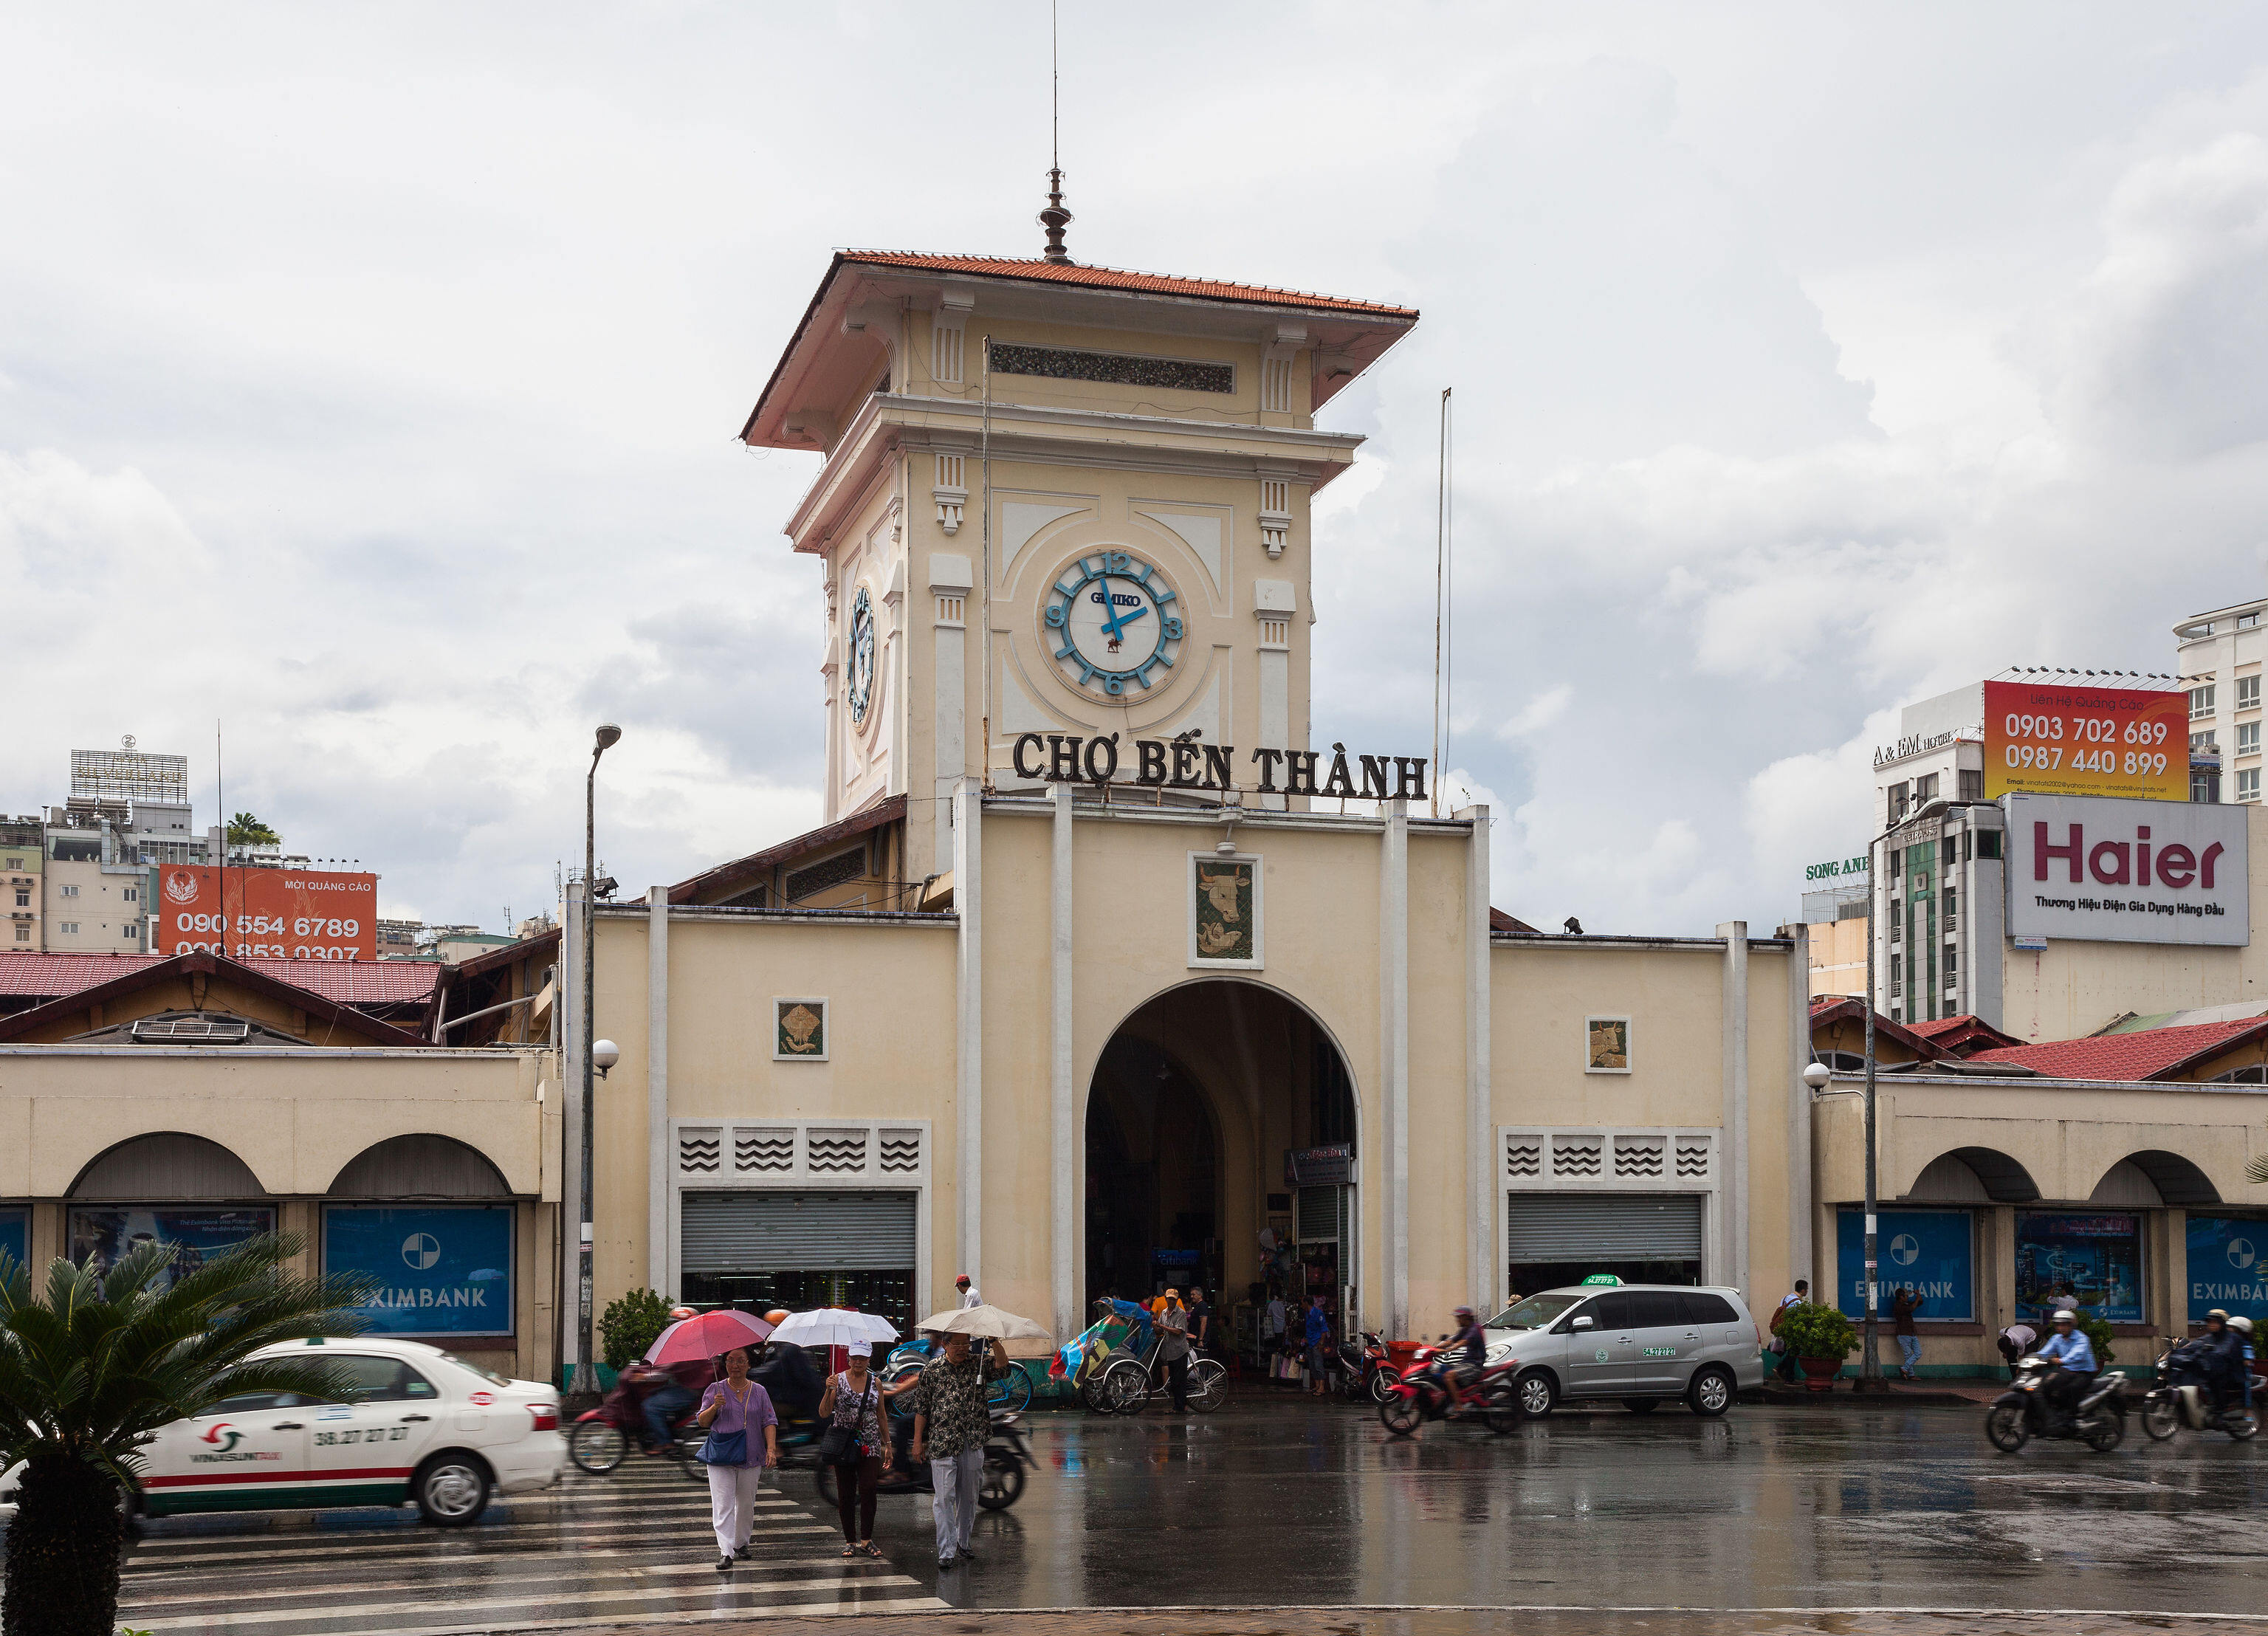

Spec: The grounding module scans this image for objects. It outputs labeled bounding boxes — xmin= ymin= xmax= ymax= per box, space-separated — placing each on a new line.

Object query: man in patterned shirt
xmin=909 ymin=1330 xmax=1009 ymax=1570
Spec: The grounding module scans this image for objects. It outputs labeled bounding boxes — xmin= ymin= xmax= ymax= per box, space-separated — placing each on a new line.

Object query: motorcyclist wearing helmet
xmin=2196 ymin=1308 xmax=2248 ymax=1410
xmin=2035 ymin=1309 xmax=2097 ymax=1432
xmin=1429 ymin=1305 xmax=1488 ymax=1412
xmin=640 ymin=1305 xmax=712 ymax=1453
xmin=2233 ymin=1315 xmax=2258 ymax=1409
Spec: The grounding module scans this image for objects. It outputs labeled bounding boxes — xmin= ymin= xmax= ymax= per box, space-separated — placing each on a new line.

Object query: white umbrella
xmin=766 ymin=1307 xmax=900 ymax=1348
xmin=913 ymin=1303 xmax=1051 ymax=1341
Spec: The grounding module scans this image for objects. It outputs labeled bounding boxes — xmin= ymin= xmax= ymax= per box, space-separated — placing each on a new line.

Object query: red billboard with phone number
xmin=1982 ymin=680 xmax=2188 ymax=802
xmin=155 ymin=865 xmax=377 ymax=961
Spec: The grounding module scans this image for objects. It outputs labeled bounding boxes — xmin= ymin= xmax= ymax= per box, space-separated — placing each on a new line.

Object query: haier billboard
xmin=2004 ymin=794 xmax=2249 ymax=947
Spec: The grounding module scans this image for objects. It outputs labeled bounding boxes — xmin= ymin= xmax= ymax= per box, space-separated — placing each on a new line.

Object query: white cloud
xmin=4 ymin=10 xmax=2267 ymax=934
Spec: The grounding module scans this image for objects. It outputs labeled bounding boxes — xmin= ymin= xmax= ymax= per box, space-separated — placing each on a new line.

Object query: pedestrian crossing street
xmin=110 ymin=1460 xmax=945 ymax=1634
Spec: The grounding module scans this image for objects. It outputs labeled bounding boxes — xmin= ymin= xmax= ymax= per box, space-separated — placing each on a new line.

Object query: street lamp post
xmin=579 ymin=722 xmax=622 ymax=1392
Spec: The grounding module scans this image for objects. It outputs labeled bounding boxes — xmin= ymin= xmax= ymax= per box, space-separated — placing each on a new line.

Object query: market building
xmin=0 ymin=950 xmax=560 ymax=1384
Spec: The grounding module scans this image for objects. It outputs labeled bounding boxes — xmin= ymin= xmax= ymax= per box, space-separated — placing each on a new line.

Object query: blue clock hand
xmin=1095 ymin=576 xmax=1133 ymax=642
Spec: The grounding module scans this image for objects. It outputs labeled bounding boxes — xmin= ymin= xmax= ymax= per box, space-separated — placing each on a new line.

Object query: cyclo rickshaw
xmin=1053 ymin=1297 xmax=1226 ymax=1415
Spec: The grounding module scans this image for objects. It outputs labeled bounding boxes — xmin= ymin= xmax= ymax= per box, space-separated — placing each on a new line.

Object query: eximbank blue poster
xmin=1835 ymin=1209 xmax=1975 ymax=1321
xmin=324 ymin=1204 xmax=513 ymax=1337
xmin=2188 ymin=1217 xmax=2268 ymax=1324
xmin=0 ymin=1209 xmax=25 ymax=1268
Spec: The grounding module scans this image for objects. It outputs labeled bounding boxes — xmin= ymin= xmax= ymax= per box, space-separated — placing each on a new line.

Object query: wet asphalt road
xmin=21 ymin=1395 xmax=2268 ymax=1632
xmin=859 ymin=1395 xmax=2268 ymax=1615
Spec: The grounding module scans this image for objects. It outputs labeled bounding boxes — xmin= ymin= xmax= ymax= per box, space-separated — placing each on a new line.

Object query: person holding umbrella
xmin=909 ymin=1328 xmax=1008 ymax=1570
xmin=695 ymin=1345 xmax=780 ymax=1571
xmin=816 ymin=1340 xmax=913 ymax=1558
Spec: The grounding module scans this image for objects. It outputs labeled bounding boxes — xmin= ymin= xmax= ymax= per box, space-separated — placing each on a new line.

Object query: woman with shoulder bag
xmin=695 ymin=1346 xmax=780 ymax=1572
xmin=817 ymin=1340 xmax=908 ymax=1558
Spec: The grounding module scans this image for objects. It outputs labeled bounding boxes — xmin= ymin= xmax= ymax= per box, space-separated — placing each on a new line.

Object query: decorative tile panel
xmin=806 ymin=1128 xmax=869 ymax=1173
xmin=678 ymin=1127 xmax=722 ymax=1175
xmin=1499 ymin=1127 xmax=1717 ymax=1190
xmin=735 ymin=1128 xmax=794 ymax=1174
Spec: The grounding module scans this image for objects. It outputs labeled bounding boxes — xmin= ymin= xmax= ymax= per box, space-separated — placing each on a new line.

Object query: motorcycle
xmin=1377 ymin=1344 xmax=1519 ymax=1435
xmin=1984 ymin=1355 xmax=2128 ymax=1452
xmin=813 ymin=1410 xmax=1034 ymax=1512
xmin=570 ymin=1364 xmax=704 ymax=1477
xmin=1338 ymin=1330 xmax=1392 ymax=1403
xmin=2141 ymin=1344 xmax=2261 ymax=1442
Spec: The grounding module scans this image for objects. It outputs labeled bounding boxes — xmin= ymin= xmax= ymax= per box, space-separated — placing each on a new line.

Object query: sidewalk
xmin=568 ymin=1604 xmax=2268 ymax=1636
xmin=1754 ymin=1378 xmax=2001 ymax=1407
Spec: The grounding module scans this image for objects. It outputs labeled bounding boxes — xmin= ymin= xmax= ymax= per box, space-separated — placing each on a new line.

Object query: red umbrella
xmin=644 ymin=1308 xmax=775 ymax=1366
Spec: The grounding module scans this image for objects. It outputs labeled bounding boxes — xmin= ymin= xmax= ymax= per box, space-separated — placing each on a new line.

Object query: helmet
xmin=668 ymin=1306 xmax=697 ymax=1322
xmin=2208 ymin=1308 xmax=2230 ymax=1324
xmin=2233 ymin=1316 xmax=2256 ymax=1336
xmin=765 ymin=1309 xmax=790 ymax=1327
xmin=2052 ymin=1308 xmax=2077 ymax=1324
xmin=1454 ymin=1305 xmax=1476 ymax=1321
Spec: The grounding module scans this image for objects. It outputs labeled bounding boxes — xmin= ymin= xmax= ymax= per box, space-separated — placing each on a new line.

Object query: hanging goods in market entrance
xmin=1085 ymin=980 xmax=1356 ymax=1360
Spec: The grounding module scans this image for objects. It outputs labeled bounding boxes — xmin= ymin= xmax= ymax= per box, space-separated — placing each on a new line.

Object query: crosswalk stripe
xmin=121 ymin=1519 xmax=837 ymax=1575
xmin=120 ymin=1554 xmax=907 ymax=1612
xmin=120 ymin=1570 xmax=935 ymax=1631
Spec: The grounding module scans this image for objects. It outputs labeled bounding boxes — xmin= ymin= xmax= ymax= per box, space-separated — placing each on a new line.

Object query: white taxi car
xmin=1 ymin=1336 xmax=563 ymax=1527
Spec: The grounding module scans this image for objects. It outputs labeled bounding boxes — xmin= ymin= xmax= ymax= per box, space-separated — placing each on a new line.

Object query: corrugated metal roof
xmin=0 ymin=951 xmax=441 ymax=1004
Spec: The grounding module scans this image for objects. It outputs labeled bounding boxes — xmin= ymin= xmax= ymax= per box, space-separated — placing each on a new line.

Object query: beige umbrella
xmin=914 ymin=1303 xmax=1051 ymax=1341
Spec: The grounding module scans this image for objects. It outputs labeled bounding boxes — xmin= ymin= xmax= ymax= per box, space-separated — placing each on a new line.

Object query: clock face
xmin=847 ymin=588 xmax=876 ymax=726
xmin=1042 ymin=551 xmax=1184 ymax=696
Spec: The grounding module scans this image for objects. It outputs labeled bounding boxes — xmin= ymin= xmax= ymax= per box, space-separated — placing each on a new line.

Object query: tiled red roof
xmin=837 ymin=252 xmax=1419 ymax=319
xmin=1966 ymin=1016 xmax=2268 ymax=1082
xmin=1907 ymin=1015 xmax=1973 ymax=1040
xmin=0 ymin=951 xmax=441 ymax=1005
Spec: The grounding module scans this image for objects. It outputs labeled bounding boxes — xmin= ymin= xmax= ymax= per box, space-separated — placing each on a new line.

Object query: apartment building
xmin=2 ymin=819 xmax=42 ymax=949
xmin=2177 ymin=596 xmax=2266 ymax=804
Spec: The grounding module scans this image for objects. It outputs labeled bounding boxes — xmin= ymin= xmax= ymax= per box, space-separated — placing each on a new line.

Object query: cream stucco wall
xmin=0 ymin=1045 xmax=560 ymax=1380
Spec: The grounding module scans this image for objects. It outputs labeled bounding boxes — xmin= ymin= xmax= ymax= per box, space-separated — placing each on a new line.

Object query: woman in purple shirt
xmin=695 ymin=1346 xmax=780 ymax=1571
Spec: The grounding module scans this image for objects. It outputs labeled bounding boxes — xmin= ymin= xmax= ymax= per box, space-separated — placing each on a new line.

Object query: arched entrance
xmin=1085 ymin=980 xmax=1358 ymax=1356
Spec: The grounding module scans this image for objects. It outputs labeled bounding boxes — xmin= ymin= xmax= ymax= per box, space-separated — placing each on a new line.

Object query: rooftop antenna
xmin=1039 ymin=0 xmax=1072 ymax=263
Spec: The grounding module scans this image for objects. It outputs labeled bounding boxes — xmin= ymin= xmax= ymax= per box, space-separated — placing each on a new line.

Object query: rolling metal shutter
xmin=1505 ymin=1195 xmax=1702 ymax=1260
xmin=681 ymin=1191 xmax=916 ymax=1274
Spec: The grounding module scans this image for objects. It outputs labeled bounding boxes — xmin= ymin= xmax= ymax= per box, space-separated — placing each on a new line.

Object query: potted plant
xmin=1779 ymin=1302 xmax=1858 ymax=1389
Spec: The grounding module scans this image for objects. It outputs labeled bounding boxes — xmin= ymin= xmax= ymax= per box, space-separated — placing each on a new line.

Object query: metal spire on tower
xmin=1039 ymin=1 xmax=1072 ymax=263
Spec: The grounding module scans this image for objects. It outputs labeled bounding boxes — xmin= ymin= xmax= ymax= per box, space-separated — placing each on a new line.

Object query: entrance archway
xmin=1085 ymin=980 xmax=1358 ymax=1358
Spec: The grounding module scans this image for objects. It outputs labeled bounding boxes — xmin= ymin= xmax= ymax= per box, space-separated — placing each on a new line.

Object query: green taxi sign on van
xmin=1579 ymin=1274 xmax=1623 ymax=1286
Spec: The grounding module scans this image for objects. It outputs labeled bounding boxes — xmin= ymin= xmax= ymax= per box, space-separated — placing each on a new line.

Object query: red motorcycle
xmin=1337 ymin=1330 xmax=1395 ymax=1403
xmin=570 ymin=1363 xmax=704 ymax=1478
xmin=1378 ymin=1345 xmax=1519 ymax=1435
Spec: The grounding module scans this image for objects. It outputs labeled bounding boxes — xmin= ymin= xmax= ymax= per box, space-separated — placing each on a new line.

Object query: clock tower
xmin=741 ymin=234 xmax=1417 ymax=874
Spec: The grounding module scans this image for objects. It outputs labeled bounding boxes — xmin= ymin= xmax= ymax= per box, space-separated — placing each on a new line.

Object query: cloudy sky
xmin=4 ymin=4 xmax=2264 ymax=935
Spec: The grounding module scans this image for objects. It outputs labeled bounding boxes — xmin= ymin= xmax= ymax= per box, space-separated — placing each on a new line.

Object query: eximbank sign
xmin=2005 ymin=794 xmax=2249 ymax=946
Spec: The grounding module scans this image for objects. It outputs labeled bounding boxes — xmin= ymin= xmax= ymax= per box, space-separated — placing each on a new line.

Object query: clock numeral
xmin=1044 ymin=605 xmax=1066 ymax=628
xmin=1104 ymin=551 xmax=1130 ymax=574
xmin=1161 ymin=616 xmax=1183 ymax=640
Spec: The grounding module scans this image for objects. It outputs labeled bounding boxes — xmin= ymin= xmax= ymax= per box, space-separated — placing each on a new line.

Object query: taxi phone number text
xmin=314 ymin=1427 xmax=410 ymax=1446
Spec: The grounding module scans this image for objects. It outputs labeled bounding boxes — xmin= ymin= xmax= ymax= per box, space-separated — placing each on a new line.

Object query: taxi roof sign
xmin=1578 ymin=1274 xmax=1623 ymax=1286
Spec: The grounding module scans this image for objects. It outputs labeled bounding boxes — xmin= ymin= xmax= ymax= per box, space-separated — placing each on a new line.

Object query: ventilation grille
xmin=987 ymin=340 xmax=1232 ymax=394
xmin=879 ymin=1129 xmax=922 ymax=1173
xmin=131 ymin=1017 xmax=251 ymax=1043
xmin=1613 ymin=1135 xmax=1665 ymax=1180
xmin=806 ymin=1128 xmax=869 ymax=1174
xmin=1502 ymin=1128 xmax=1715 ymax=1189
xmin=1552 ymin=1136 xmax=1604 ymax=1178
xmin=786 ymin=848 xmax=867 ymax=904
xmin=678 ymin=1127 xmax=722 ymax=1175
xmin=736 ymin=1129 xmax=794 ymax=1173
xmin=1261 ymin=356 xmax=1293 ymax=413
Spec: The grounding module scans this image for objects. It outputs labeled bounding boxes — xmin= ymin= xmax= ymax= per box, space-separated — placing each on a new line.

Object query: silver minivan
xmin=1482 ymin=1281 xmax=1763 ymax=1417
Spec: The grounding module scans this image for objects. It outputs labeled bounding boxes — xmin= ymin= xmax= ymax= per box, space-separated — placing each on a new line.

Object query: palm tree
xmin=0 ymin=1234 xmax=372 ymax=1636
